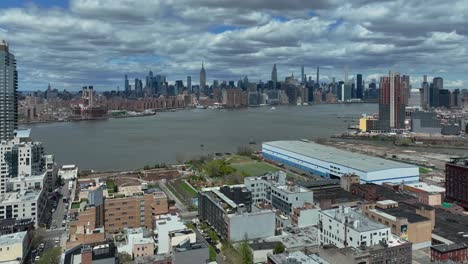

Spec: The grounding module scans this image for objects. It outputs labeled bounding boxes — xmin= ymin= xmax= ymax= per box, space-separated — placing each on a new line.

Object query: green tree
xmin=238 ymin=238 xmax=253 ymax=264
xmin=273 ymin=242 xmax=285 ymax=254
xmin=209 ymin=245 xmax=217 ymax=261
xmin=37 ymin=247 xmax=61 ymax=264
xmin=203 ymin=159 xmax=236 ymax=178
xmin=208 ymin=230 xmax=219 ymax=244
xmin=118 ymin=252 xmax=132 ymax=264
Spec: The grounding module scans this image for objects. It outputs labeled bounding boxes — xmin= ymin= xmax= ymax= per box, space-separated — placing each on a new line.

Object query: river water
xmin=25 ymin=104 xmax=379 ymax=171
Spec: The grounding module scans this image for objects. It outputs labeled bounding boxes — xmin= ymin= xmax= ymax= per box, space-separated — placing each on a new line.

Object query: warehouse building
xmin=262 ymin=140 xmax=419 ymax=184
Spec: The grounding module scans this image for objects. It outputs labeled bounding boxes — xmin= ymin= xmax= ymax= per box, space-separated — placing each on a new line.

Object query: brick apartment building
xmin=445 ymin=159 xmax=468 ymax=209
xmin=105 ymin=192 xmax=168 ymax=233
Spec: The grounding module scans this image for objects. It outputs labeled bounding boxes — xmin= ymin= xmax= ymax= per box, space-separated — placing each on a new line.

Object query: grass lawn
xmin=419 ymin=167 xmax=432 ymax=174
xmin=178 ymin=180 xmax=197 ymax=196
xmin=231 ymin=162 xmax=277 ymax=177
xmin=227 ymin=155 xmax=253 ymax=164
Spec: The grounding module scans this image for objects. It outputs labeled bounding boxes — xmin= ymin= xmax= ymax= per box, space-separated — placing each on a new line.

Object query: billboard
xmin=400 ymin=225 xmax=408 ymax=240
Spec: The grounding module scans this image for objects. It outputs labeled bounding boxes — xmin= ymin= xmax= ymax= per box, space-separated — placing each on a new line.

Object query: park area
xmin=227 ymin=155 xmax=278 ymax=177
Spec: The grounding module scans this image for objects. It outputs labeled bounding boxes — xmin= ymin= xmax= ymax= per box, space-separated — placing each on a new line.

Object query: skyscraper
xmin=344 ymin=65 xmax=349 ymax=84
xmin=301 ymin=65 xmax=305 ymax=84
xmin=401 ymin=75 xmax=410 ymax=105
xmin=430 ymin=77 xmax=443 ymax=107
xmin=379 ymin=71 xmax=406 ymax=131
xmin=124 ymin=74 xmax=130 ymax=94
xmin=316 ymin=66 xmax=320 ymax=88
xmin=199 ymin=61 xmax=206 ymax=96
xmin=187 ymin=76 xmax=192 ymax=93
xmin=0 ymin=40 xmax=18 ymax=141
xmin=422 ymin=75 xmax=429 ymax=108
xmin=271 ymin=64 xmax=277 ymax=90
xmin=356 ymin=74 xmax=363 ymax=99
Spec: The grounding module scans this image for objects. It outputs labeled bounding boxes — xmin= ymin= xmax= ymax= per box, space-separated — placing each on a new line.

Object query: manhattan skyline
xmin=0 ymin=0 xmax=467 ymax=91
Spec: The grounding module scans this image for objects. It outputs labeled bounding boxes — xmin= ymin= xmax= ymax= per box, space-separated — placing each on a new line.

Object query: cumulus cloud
xmin=0 ymin=0 xmax=466 ymax=90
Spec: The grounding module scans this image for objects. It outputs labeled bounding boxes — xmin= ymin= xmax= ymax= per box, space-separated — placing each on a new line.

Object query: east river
xmin=25 ymin=104 xmax=378 ymax=171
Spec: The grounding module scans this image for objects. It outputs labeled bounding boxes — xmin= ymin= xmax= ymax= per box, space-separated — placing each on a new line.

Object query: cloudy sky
xmin=1 ymin=0 xmax=467 ymax=91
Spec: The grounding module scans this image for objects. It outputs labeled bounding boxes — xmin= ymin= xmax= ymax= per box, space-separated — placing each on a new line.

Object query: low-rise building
xmin=0 ymin=218 xmax=34 ymax=235
xmin=359 ymin=116 xmax=379 ymax=133
xmin=291 ymin=202 xmax=320 ymax=227
xmin=403 ymin=182 xmax=445 ymax=206
xmin=0 ymin=231 xmax=31 ymax=264
xmin=58 ymin=164 xmax=78 ymax=180
xmin=198 ymin=186 xmax=275 ymax=242
xmin=154 ymin=213 xmax=194 ymax=255
xmin=319 ymin=206 xmax=391 ymax=249
xmin=267 ymin=251 xmax=330 ymax=264
xmin=62 ymin=243 xmax=119 ymax=264
xmin=431 ymin=243 xmax=468 ymax=263
xmin=173 ymin=242 xmax=209 ymax=264
xmin=360 ymin=200 xmax=433 ymax=249
xmin=265 ymin=226 xmax=319 ymax=252
xmin=318 ymin=236 xmax=412 ymax=264
xmin=244 ymin=171 xmax=313 ymax=215
xmin=118 ymin=228 xmax=155 ymax=260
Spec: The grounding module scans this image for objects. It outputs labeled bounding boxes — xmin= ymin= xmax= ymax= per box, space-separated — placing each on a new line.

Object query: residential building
xmin=244 ymin=171 xmax=313 ymax=215
xmin=262 ymin=140 xmax=419 ymax=184
xmin=0 ymin=40 xmax=18 ymax=142
xmin=431 ymin=243 xmax=468 ymax=263
xmin=154 ymin=213 xmax=196 ymax=255
xmin=198 ymin=186 xmax=275 ymax=242
xmin=379 ymin=71 xmax=406 ymax=131
xmin=291 ymin=202 xmax=319 ymax=227
xmin=0 ymin=231 xmax=30 ymax=264
xmin=0 ymin=129 xmax=51 ymax=226
xmin=118 ymin=228 xmax=155 ymax=260
xmin=0 ymin=218 xmax=34 ymax=235
xmin=445 ymin=158 xmax=468 ymax=209
xmin=319 ymin=206 xmax=392 ymax=248
xmin=105 ymin=191 xmax=169 ymax=233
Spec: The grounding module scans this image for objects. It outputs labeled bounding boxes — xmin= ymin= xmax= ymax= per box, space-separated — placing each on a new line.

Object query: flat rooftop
xmin=263 ymin=140 xmax=417 ymax=173
xmin=321 ymin=207 xmax=390 ymax=233
xmin=312 ymin=187 xmax=363 ymax=204
xmin=266 ymin=226 xmax=319 ymax=249
xmin=268 ymin=252 xmax=330 ymax=264
xmin=432 ymin=207 xmax=468 ymax=245
xmin=0 ymin=190 xmax=42 ymax=203
xmin=0 ymin=231 xmax=27 ymax=246
xmin=404 ymin=182 xmax=445 ymax=193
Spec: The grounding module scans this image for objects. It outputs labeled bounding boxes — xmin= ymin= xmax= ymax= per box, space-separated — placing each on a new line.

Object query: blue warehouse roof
xmin=263 ymin=140 xmax=417 ymax=173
